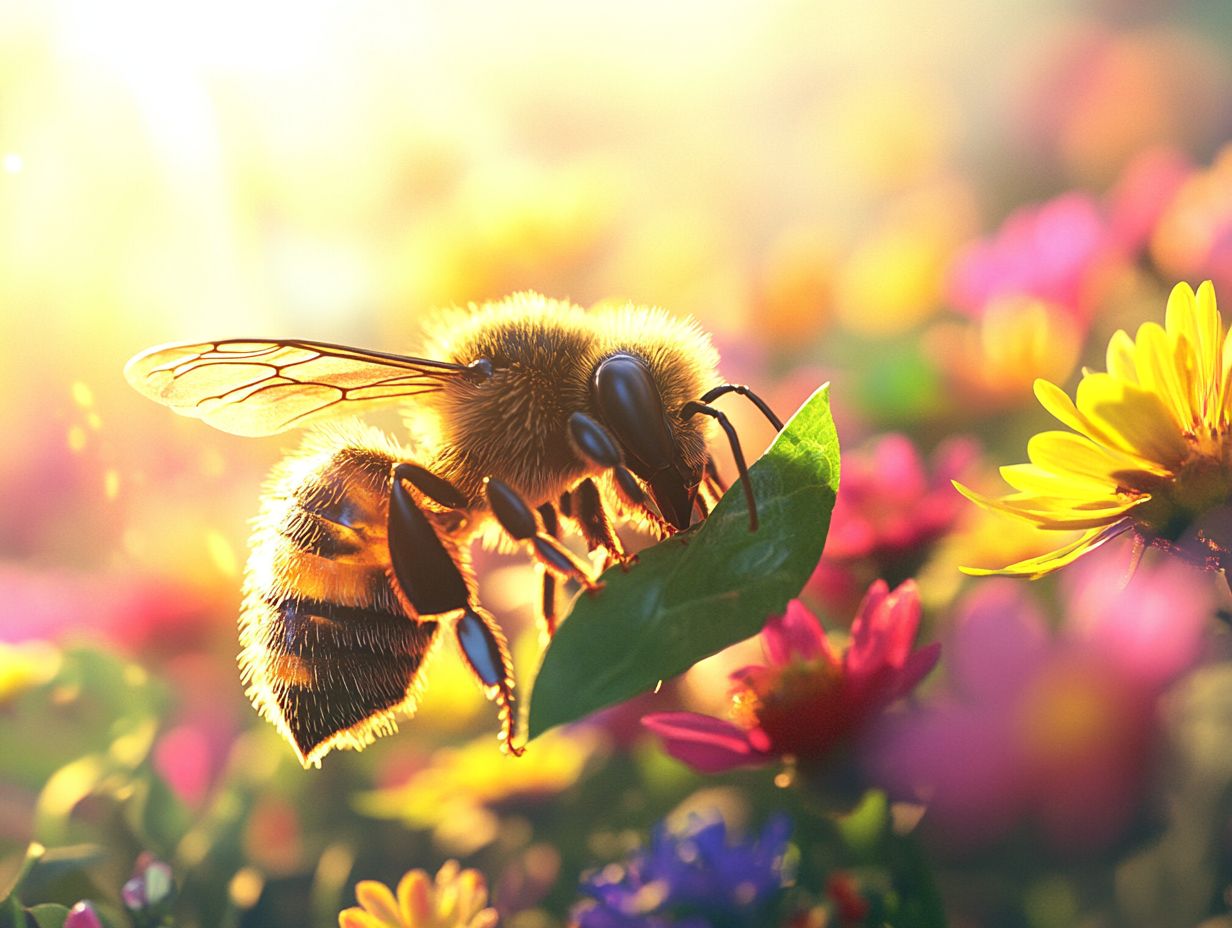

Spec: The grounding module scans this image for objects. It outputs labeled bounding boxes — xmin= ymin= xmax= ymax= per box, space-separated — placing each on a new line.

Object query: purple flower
xmin=572 ymin=815 xmax=793 ymax=928
xmin=122 ymin=853 xmax=175 ymax=914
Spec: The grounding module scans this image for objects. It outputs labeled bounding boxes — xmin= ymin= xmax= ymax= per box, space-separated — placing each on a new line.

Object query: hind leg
xmin=389 ymin=465 xmax=522 ymax=754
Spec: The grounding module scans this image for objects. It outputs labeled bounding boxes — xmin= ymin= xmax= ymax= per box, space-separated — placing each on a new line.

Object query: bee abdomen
xmin=241 ymin=427 xmax=452 ymax=767
xmin=268 ymin=595 xmax=434 ymax=656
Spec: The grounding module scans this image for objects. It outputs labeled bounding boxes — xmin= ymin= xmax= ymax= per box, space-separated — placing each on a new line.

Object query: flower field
xmin=4 ymin=2 xmax=1232 ymax=926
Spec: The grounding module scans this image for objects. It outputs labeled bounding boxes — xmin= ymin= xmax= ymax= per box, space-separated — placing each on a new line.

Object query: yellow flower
xmin=956 ymin=281 xmax=1232 ymax=578
xmin=356 ymin=728 xmax=600 ymax=855
xmin=0 ymin=641 xmax=60 ymax=706
xmin=339 ymin=861 xmax=497 ymax=928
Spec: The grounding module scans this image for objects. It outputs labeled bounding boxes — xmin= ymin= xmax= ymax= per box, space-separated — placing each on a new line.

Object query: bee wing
xmin=124 ymin=338 xmax=471 ymax=437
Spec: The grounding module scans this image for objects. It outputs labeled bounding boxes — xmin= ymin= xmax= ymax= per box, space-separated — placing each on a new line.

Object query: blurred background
xmin=4 ymin=1 xmax=1232 ymax=926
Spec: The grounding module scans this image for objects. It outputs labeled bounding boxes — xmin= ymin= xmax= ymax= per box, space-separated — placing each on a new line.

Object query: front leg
xmin=567 ymin=411 xmax=675 ymax=536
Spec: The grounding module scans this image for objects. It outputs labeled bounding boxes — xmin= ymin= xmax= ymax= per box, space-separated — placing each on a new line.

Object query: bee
xmin=124 ymin=292 xmax=783 ymax=767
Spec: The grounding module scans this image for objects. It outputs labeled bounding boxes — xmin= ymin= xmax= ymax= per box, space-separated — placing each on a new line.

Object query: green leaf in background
xmin=528 ymin=385 xmax=839 ymax=738
xmin=24 ymin=903 xmax=69 ymax=928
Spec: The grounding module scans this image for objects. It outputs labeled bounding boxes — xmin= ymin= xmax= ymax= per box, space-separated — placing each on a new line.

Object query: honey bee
xmin=125 ymin=292 xmax=782 ymax=767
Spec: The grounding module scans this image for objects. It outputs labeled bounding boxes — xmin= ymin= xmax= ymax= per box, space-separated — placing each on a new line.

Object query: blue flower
xmin=572 ymin=814 xmax=793 ymax=928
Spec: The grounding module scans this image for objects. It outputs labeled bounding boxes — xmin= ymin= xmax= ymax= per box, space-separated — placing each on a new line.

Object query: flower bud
xmin=64 ymin=901 xmax=104 ymax=928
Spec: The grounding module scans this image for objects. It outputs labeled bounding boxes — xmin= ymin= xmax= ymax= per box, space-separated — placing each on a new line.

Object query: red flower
xmin=642 ymin=581 xmax=939 ymax=773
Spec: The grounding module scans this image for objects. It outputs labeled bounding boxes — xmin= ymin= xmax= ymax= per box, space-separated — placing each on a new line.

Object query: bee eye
xmin=465 ymin=357 xmax=494 ymax=380
xmin=593 ymin=354 xmax=695 ymax=530
xmin=592 ymin=354 xmax=677 ymax=472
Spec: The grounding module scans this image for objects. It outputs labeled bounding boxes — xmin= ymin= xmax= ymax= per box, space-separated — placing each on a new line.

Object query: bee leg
xmin=680 ymin=402 xmax=759 ymax=532
xmin=388 ymin=468 xmax=522 ymax=755
xmin=568 ymin=411 xmax=666 ymax=529
xmin=694 ymin=490 xmax=710 ymax=520
xmin=485 ymin=477 xmax=601 ymax=591
xmin=568 ymin=412 xmax=637 ymax=492
xmin=392 ymin=462 xmax=469 ymax=509
xmin=698 ymin=384 xmax=785 ymax=431
xmin=455 ymin=605 xmax=521 ymax=756
xmin=573 ymin=478 xmax=633 ymax=570
xmin=536 ymin=503 xmax=559 ymax=638
xmin=694 ymin=455 xmax=726 ymax=519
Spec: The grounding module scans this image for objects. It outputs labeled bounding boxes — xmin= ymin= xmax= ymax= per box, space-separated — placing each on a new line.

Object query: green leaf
xmin=0 ymin=844 xmax=45 ymax=908
xmin=25 ymin=903 xmax=69 ymax=928
xmin=528 ymin=385 xmax=839 ymax=737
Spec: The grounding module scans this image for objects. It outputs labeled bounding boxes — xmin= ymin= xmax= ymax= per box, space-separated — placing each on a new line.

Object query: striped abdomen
xmin=239 ymin=427 xmax=462 ymax=767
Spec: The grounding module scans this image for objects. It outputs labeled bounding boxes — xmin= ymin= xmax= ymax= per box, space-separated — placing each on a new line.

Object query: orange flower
xmin=339 ymin=861 xmax=497 ymax=928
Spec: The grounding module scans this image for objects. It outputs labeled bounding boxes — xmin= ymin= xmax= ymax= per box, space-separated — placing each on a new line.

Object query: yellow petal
xmin=1134 ymin=321 xmax=1193 ymax=429
xmin=1184 ymin=280 xmax=1223 ymax=421
xmin=1191 ymin=280 xmax=1221 ymax=354
xmin=1074 ymin=372 xmax=1190 ymax=467
xmin=961 ymin=523 xmax=1130 ymax=578
xmin=999 ymin=463 xmax=1119 ymax=498
xmin=1221 ymin=323 xmax=1232 ymax=425
xmin=990 ymin=494 xmax=1140 ymax=529
xmin=1106 ymin=329 xmax=1138 ymax=385
xmin=397 ymin=870 xmax=433 ymax=926
xmin=1026 ymin=431 xmax=1164 ymax=485
xmin=1033 ymin=379 xmax=1118 ymax=449
xmin=355 ymin=881 xmax=401 ymax=926
xmin=453 ymin=871 xmax=488 ymax=921
xmin=339 ymin=909 xmax=389 ymax=928
xmin=952 ymin=481 xmax=1132 ymax=529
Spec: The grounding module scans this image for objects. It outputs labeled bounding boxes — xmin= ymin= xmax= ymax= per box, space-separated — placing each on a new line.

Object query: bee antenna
xmin=698 ymin=384 xmax=784 ymax=432
xmin=680 ymin=401 xmax=758 ymax=532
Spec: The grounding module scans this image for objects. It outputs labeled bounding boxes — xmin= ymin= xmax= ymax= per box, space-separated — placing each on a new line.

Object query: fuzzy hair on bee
xmin=125 ymin=292 xmax=783 ymax=767
xmin=406 ymin=294 xmax=721 ymax=512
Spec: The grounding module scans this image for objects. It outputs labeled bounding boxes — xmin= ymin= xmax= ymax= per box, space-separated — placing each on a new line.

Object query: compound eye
xmin=593 ymin=354 xmax=697 ymax=531
xmin=592 ymin=354 xmax=678 ymax=474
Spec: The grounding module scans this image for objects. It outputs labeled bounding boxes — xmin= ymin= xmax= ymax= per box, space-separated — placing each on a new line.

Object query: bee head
xmin=591 ymin=353 xmax=702 ymax=530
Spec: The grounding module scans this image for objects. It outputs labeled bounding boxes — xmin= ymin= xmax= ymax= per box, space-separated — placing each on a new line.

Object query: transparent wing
xmin=124 ymin=338 xmax=471 ymax=437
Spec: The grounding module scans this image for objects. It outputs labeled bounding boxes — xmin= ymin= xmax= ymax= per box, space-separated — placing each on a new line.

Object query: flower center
xmin=737 ymin=659 xmax=848 ymax=760
xmin=1131 ymin=437 xmax=1232 ymax=544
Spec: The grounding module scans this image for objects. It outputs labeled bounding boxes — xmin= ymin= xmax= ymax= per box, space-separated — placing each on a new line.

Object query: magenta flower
xmin=948 ymin=192 xmax=1120 ymax=323
xmin=643 ymin=582 xmax=940 ymax=774
xmin=809 ymin=434 xmax=975 ymax=611
xmin=868 ymin=547 xmax=1211 ymax=851
xmin=1105 ymin=147 xmax=1191 ymax=255
xmin=64 ymin=902 xmax=104 ymax=928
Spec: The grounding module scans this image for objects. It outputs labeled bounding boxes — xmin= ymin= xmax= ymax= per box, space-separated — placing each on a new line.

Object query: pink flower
xmin=949 ymin=192 xmax=1121 ymax=323
xmin=1105 ymin=147 xmax=1191 ymax=255
xmin=868 ymin=547 xmax=1211 ymax=851
xmin=809 ymin=435 xmax=975 ymax=612
xmin=642 ymin=582 xmax=940 ymax=774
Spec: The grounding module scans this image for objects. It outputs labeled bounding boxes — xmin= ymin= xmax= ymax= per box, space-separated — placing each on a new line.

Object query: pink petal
xmin=761 ymin=600 xmax=830 ymax=666
xmin=882 ymin=581 xmax=923 ymax=667
xmin=949 ymin=581 xmax=1048 ymax=704
xmin=641 ymin=712 xmax=771 ymax=773
xmin=849 ymin=580 xmax=890 ymax=649
xmin=870 ymin=434 xmax=926 ymax=497
xmin=891 ymin=642 xmax=942 ymax=700
xmin=848 ymin=580 xmax=920 ymax=679
xmin=1062 ymin=546 xmax=1209 ymax=688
